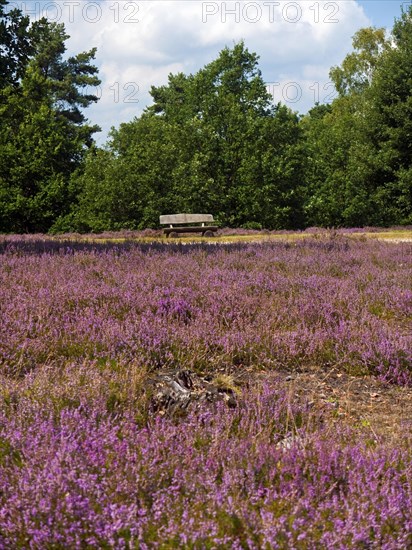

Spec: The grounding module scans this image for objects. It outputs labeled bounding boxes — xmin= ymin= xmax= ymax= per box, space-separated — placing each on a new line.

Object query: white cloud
xmin=17 ymin=0 xmax=371 ymax=143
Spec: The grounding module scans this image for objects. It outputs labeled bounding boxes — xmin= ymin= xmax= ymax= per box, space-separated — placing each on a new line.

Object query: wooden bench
xmin=160 ymin=214 xmax=218 ymax=237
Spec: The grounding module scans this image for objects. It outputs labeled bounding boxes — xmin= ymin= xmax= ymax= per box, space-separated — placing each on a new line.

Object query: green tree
xmin=0 ymin=0 xmax=33 ymax=88
xmin=70 ymin=41 xmax=306 ymax=231
xmin=329 ymin=27 xmax=388 ymax=96
xmin=303 ymin=27 xmax=391 ymax=227
xmin=147 ymin=41 xmax=305 ymax=228
xmin=304 ymin=8 xmax=412 ymax=228
xmin=366 ymin=5 xmax=412 ymax=224
xmin=0 ymin=1 xmax=100 ymax=232
xmin=67 ymin=116 xmax=180 ymax=232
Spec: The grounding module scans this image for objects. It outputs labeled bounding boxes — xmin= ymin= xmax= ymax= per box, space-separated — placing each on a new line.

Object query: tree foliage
xmin=0 ymin=0 xmax=100 ymax=232
xmin=71 ymin=42 xmax=306 ymax=231
xmin=1 ymin=2 xmax=411 ymax=233
xmin=303 ymin=7 xmax=412 ymax=227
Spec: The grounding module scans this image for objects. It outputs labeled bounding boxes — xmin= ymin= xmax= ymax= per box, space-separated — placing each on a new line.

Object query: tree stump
xmin=148 ymin=369 xmax=237 ymax=417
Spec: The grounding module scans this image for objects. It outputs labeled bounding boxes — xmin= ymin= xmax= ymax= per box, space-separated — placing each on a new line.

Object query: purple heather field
xmin=0 ymin=233 xmax=411 ymax=548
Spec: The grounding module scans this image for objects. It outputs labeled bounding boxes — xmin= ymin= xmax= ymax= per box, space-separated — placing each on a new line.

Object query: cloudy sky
xmin=14 ymin=0 xmax=408 ymax=143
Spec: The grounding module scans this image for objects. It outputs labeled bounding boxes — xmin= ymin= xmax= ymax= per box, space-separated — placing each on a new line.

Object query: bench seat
xmin=163 ymin=226 xmax=218 ymax=236
xmin=160 ymin=214 xmax=218 ymax=237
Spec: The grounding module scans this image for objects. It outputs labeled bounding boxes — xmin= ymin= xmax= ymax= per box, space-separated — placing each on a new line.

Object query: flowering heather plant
xmin=0 ymin=235 xmax=411 ymax=547
xmin=0 ymin=383 xmax=411 ymax=548
xmin=0 ymin=237 xmax=410 ymax=383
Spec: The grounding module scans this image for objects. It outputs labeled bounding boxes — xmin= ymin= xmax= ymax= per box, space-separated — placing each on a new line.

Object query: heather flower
xmin=0 ymin=235 xmax=410 ymax=547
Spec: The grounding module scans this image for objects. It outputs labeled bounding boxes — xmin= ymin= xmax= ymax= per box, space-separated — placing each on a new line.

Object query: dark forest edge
xmin=0 ymin=0 xmax=411 ymax=233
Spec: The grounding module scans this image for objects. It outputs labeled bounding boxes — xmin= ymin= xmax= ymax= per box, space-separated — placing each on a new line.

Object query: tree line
xmin=1 ymin=0 xmax=411 ymax=233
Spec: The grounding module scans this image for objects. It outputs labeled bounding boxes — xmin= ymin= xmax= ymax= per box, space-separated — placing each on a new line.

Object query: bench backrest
xmin=159 ymin=214 xmax=214 ymax=225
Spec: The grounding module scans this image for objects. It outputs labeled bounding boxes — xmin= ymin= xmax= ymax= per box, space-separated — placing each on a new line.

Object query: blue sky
xmin=358 ymin=0 xmax=406 ymax=27
xmin=13 ymin=1 xmax=408 ymax=142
